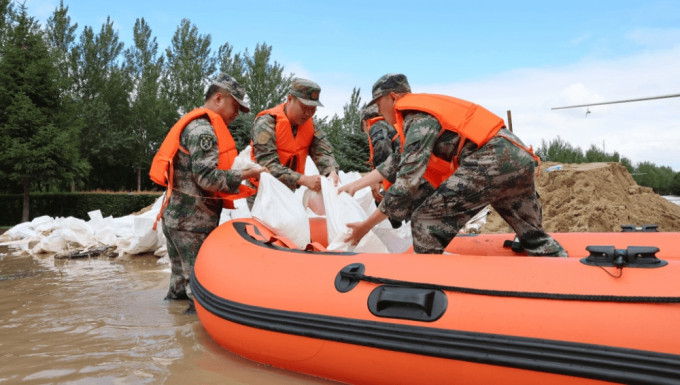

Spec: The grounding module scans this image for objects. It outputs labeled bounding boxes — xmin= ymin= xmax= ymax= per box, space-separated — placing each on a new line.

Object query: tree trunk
xmin=137 ymin=168 xmax=141 ymax=192
xmin=22 ymin=177 xmax=30 ymax=223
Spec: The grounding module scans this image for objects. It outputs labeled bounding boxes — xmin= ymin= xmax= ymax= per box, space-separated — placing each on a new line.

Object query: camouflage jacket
xmin=251 ymin=112 xmax=339 ymax=191
xmin=368 ymin=119 xmax=401 ymax=170
xmin=162 ymin=117 xmax=244 ymax=232
xmin=376 ymin=111 xmax=480 ymax=221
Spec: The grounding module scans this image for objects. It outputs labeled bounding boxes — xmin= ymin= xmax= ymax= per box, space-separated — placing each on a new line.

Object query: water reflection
xmin=0 ymin=247 xmax=337 ymax=384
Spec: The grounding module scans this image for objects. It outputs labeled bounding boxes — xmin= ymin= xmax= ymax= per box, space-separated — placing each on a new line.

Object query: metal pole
xmin=551 ymin=93 xmax=680 ymax=110
xmin=506 ymin=110 xmax=513 ymax=132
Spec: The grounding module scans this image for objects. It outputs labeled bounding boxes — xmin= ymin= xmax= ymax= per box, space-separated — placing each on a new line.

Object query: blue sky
xmin=24 ymin=0 xmax=680 ymax=170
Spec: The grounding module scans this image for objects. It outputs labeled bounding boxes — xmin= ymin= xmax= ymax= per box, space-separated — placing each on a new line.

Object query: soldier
xmin=340 ymin=73 xmax=567 ymax=256
xmin=359 ymin=103 xmax=403 ymax=228
xmin=149 ymin=73 xmax=267 ymax=313
xmin=248 ymin=78 xmax=339 ymax=207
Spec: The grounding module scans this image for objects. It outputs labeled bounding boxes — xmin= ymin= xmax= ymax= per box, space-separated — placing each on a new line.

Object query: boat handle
xmin=368 ymin=285 xmax=447 ymax=322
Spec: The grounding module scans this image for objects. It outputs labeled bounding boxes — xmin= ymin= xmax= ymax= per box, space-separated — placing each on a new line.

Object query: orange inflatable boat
xmin=192 ymin=218 xmax=680 ymax=385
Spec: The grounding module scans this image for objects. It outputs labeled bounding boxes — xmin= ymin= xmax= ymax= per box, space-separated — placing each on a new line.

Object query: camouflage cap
xmin=212 ymin=73 xmax=250 ymax=113
xmin=290 ymin=78 xmax=323 ymax=107
xmin=360 ymin=103 xmax=380 ymax=122
xmin=368 ymin=73 xmax=411 ymax=105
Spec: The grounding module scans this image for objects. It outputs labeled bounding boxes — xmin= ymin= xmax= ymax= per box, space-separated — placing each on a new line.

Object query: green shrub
xmin=0 ymin=192 xmax=162 ymax=227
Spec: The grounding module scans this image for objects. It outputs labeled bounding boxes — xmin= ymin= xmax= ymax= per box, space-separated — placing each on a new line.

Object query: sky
xmin=24 ymin=0 xmax=680 ymax=170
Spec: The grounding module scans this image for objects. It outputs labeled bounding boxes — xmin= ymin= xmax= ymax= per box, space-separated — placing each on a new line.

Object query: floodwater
xmin=0 ymin=245 xmax=338 ymax=385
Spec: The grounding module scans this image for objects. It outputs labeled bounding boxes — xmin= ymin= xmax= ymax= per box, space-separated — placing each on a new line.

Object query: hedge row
xmin=0 ymin=193 xmax=162 ymax=227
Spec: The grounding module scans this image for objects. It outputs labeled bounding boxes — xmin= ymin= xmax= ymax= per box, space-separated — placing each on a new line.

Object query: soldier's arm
xmin=183 ymin=120 xmax=243 ymax=194
xmin=370 ymin=120 xmax=398 ymax=167
xmin=380 ymin=113 xmax=440 ymax=220
xmin=308 ymin=124 xmax=339 ymax=177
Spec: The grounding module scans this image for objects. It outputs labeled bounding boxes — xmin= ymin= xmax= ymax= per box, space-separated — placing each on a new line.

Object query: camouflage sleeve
xmin=251 ymin=114 xmax=301 ymax=190
xmin=308 ymin=123 xmax=339 ymax=176
xmin=181 ymin=119 xmax=243 ymax=193
xmin=379 ymin=112 xmax=441 ymax=221
xmin=369 ymin=120 xmax=399 ymax=167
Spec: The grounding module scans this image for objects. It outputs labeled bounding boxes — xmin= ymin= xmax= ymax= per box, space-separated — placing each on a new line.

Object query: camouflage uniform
xmin=249 ymin=78 xmax=339 ymax=205
xmin=158 ymin=73 xmax=251 ymax=302
xmin=161 ymin=117 xmax=245 ymax=300
xmin=377 ymin=112 xmax=566 ymax=256
xmin=361 ymin=104 xmax=401 ymax=171
xmin=251 ymin=114 xmax=338 ymax=190
xmin=371 ymin=74 xmax=566 ymax=256
xmin=361 ymin=104 xmax=402 ymax=228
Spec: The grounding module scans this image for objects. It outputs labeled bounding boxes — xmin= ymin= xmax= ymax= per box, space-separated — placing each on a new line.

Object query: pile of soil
xmin=480 ymin=162 xmax=680 ymax=233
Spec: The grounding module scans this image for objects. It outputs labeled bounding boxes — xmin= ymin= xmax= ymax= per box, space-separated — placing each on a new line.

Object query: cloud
xmin=316 ymin=44 xmax=680 ymax=171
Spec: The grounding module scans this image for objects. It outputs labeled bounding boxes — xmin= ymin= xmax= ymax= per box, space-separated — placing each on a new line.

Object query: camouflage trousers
xmin=410 ymin=132 xmax=567 ymax=257
xmin=162 ymin=223 xmax=210 ymax=300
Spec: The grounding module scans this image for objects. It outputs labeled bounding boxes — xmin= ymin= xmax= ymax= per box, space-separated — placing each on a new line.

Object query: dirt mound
xmin=480 ymin=162 xmax=680 ymax=233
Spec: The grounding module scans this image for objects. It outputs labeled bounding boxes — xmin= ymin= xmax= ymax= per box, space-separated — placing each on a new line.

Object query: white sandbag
xmin=327 ymin=227 xmax=389 ymax=253
xmin=320 ymin=177 xmax=388 ymax=253
xmin=1 ymin=220 xmax=39 ymax=241
xmin=302 ymin=188 xmax=325 ymax=216
xmin=372 ymin=221 xmax=413 ymax=253
xmin=118 ymin=215 xmax=160 ymax=255
xmin=31 ymin=232 xmax=68 ymax=254
xmin=59 ymin=217 xmax=95 ymax=247
xmin=304 ymin=155 xmax=320 ymax=176
xmin=251 ymin=172 xmax=309 ymax=248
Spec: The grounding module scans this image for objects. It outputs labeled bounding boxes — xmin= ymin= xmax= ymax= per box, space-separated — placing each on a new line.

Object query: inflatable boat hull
xmin=192 ymin=218 xmax=680 ymax=384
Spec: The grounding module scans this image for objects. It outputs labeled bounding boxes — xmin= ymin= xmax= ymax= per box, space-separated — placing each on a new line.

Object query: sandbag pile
xmin=0 ymin=150 xmax=489 ymax=259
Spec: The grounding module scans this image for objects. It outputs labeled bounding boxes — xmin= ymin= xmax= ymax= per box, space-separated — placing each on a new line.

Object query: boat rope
xmin=340 ymin=270 xmax=680 ymax=303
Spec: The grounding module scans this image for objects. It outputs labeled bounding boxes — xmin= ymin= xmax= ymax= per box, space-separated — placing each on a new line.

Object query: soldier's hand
xmin=370 ymin=183 xmax=383 ymax=202
xmin=338 ymin=181 xmax=359 ymax=196
xmin=328 ymin=170 xmax=340 ymax=187
xmin=242 ymin=165 xmax=267 ymax=181
xmin=344 ymin=221 xmax=369 ymax=246
xmin=298 ymin=175 xmax=322 ymax=192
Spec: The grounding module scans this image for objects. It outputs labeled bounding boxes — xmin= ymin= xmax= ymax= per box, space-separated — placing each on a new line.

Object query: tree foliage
xmin=319 ymin=88 xmax=370 ymax=172
xmin=71 ymin=17 xmax=133 ymax=190
xmin=124 ymin=18 xmax=175 ymax=191
xmin=0 ymin=3 xmax=85 ymax=219
xmin=163 ymin=18 xmax=215 ymax=115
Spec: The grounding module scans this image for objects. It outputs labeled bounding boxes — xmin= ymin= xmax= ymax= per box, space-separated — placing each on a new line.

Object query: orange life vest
xmin=394 ymin=93 xmax=511 ymax=189
xmin=149 ymin=108 xmax=255 ymax=227
xmin=250 ymin=102 xmax=315 ymax=186
xmin=365 ymin=116 xmax=403 ymax=191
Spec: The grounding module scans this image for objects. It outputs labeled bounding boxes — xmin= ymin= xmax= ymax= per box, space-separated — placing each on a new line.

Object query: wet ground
xmin=0 ymin=246 xmax=338 ymax=385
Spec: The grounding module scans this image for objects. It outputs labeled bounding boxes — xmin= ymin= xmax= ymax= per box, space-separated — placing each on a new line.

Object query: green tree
xmin=216 ymin=41 xmax=292 ymax=150
xmin=72 ymin=17 xmax=134 ymax=190
xmin=163 ymin=18 xmax=215 ymax=115
xmin=241 ymin=42 xmax=291 ymax=115
xmin=536 ymin=137 xmax=585 ymax=164
xmin=320 ymin=88 xmax=369 ymax=172
xmin=44 ymin=1 xmax=88 ymax=191
xmin=44 ymin=0 xmax=77 ymax=83
xmin=631 ymin=162 xmax=676 ymax=195
xmin=0 ymin=0 xmax=10 ymax=43
xmin=0 ymin=4 xmax=84 ymax=220
xmin=670 ymin=172 xmax=680 ymax=196
xmin=584 ymin=144 xmax=621 ymax=163
xmin=215 ymin=41 xmax=245 ymax=84
xmin=124 ymin=18 xmax=175 ymax=191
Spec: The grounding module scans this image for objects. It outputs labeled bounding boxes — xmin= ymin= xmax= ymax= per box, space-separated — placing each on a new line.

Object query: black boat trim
xmin=191 ymin=273 xmax=680 ymax=385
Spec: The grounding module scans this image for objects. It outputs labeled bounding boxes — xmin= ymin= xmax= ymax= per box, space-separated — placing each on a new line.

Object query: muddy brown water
xmin=0 ymin=245 xmax=338 ymax=385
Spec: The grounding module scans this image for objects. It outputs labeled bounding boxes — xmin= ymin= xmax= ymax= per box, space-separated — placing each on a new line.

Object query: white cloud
xmin=315 ymin=44 xmax=680 ymax=171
